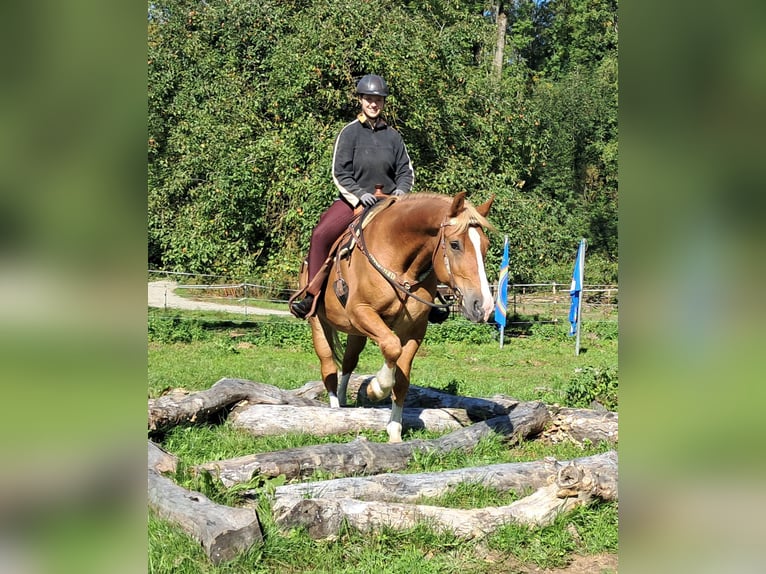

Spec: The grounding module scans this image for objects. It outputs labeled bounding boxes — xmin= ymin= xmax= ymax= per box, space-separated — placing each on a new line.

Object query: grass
xmin=148 ymin=309 xmax=618 ymax=573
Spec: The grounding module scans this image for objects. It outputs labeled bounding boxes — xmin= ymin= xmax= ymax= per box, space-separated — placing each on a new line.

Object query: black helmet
xmin=356 ymin=74 xmax=389 ymax=97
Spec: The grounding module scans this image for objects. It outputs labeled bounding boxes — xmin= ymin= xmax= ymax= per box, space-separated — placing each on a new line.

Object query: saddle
xmin=288 ymin=197 xmax=397 ymax=318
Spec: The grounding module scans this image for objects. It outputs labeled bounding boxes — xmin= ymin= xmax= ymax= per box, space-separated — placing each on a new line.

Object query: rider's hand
xmin=360 ymin=193 xmax=378 ymax=207
xmin=390 ymin=188 xmax=406 ymax=197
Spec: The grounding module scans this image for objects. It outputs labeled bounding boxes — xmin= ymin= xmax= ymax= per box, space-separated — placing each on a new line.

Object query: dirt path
xmin=148 ymin=281 xmax=291 ymax=316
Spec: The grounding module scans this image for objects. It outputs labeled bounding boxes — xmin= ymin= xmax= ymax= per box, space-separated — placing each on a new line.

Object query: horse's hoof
xmin=386 ymin=421 xmax=403 ymax=443
xmin=367 ymin=377 xmax=386 ymax=402
xmin=329 ymin=395 xmax=340 ymax=409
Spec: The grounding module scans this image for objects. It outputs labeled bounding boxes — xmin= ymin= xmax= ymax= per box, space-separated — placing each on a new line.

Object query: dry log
xmin=295 ymin=376 xmax=518 ymax=420
xmin=543 ymin=406 xmax=618 ymax=446
xmin=148 ymin=378 xmax=326 ymax=433
xmin=273 ymin=453 xmax=617 ymax=540
xmin=148 ymin=440 xmax=178 ymax=473
xmin=270 ymin=451 xmax=617 ymax=503
xmin=148 ymin=469 xmax=263 ymax=564
xmin=229 ymin=404 xmax=472 ymax=437
xmin=195 ymin=401 xmax=550 ymax=487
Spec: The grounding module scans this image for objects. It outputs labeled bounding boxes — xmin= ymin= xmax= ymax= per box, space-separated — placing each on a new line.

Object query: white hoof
xmin=386 ymin=421 xmax=403 ymax=443
xmin=329 ymin=393 xmax=340 ymax=409
xmin=367 ymin=377 xmax=387 ymax=402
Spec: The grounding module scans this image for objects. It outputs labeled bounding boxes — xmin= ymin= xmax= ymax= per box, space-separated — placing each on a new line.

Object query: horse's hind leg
xmin=309 ymin=317 xmax=340 ymax=408
xmin=339 ymin=335 xmax=367 ymax=407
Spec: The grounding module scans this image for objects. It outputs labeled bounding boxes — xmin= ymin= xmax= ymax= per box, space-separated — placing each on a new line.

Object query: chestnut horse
xmin=307 ymin=191 xmax=495 ymax=442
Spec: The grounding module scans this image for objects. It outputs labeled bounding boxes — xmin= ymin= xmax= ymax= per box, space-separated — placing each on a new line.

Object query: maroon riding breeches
xmin=306 ymin=198 xmax=356 ymax=292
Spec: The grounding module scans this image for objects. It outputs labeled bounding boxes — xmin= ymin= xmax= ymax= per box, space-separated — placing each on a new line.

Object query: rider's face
xmin=360 ymin=94 xmax=385 ymax=120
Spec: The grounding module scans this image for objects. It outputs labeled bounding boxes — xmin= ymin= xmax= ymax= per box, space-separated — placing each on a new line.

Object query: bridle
xmin=352 ymin=215 xmax=468 ymax=311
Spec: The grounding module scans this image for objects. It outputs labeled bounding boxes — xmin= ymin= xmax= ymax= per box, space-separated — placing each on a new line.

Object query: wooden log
xmin=148 ymin=440 xmax=178 ymax=473
xmin=296 ymin=376 xmax=519 ymax=421
xmin=194 ymin=401 xmax=549 ymax=487
xmin=229 ymin=404 xmax=472 ymax=437
xmin=543 ymin=406 xmax=618 ymax=446
xmin=273 ymin=454 xmax=617 ymax=540
xmin=148 ymin=378 xmax=326 ymax=433
xmin=270 ymin=451 xmax=617 ymax=504
xmin=148 ymin=469 xmax=263 ymax=564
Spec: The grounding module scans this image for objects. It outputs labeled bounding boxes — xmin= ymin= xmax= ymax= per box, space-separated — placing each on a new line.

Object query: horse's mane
xmin=400 ymin=193 xmax=496 ymax=233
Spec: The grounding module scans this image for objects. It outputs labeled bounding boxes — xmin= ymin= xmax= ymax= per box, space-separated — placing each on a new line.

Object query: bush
xmin=564 ymin=365 xmax=618 ymax=410
xmin=242 ymin=320 xmax=314 ymax=350
xmin=148 ymin=315 xmax=207 ymax=343
xmin=425 ymin=316 xmax=498 ymax=345
xmin=530 ymin=321 xmax=569 ymax=341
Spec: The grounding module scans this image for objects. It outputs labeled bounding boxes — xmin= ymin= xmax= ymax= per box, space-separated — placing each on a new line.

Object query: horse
xmin=306 ymin=191 xmax=495 ymax=442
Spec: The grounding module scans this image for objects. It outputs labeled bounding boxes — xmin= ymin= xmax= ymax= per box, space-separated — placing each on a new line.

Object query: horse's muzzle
xmin=463 ymin=293 xmax=492 ymax=323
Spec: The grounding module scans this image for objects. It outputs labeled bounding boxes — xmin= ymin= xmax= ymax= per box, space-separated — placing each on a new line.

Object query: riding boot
xmin=290 ymin=293 xmax=315 ymax=319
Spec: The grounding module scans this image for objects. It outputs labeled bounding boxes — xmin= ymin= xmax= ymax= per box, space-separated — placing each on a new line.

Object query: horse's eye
xmin=449 ymin=240 xmax=461 ymax=251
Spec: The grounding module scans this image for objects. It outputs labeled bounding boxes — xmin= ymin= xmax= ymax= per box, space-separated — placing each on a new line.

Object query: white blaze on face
xmin=468 ymin=227 xmax=494 ymax=320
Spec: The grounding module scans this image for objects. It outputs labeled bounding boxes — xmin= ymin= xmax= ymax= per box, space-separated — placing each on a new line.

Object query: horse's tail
xmin=318 ymin=319 xmax=344 ymax=366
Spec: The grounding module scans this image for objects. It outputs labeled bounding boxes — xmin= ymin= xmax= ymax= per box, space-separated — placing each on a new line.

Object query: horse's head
xmin=435 ymin=192 xmax=496 ymax=323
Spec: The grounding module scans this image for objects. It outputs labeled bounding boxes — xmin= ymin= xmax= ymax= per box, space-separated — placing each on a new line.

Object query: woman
xmin=290 ymin=74 xmax=415 ymax=319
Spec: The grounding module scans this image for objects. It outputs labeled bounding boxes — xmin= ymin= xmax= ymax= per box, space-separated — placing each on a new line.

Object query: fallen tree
xmin=148 ymin=470 xmax=263 ymax=564
xmin=543 ymin=406 xmax=618 ymax=446
xmin=194 ymin=401 xmax=550 ymax=487
xmin=293 ymin=376 xmax=518 ymax=420
xmin=269 ymin=451 xmax=617 ymax=504
xmin=147 ymin=439 xmax=263 ymax=564
xmin=273 ymin=452 xmax=617 ymax=540
xmin=148 ymin=440 xmax=178 ymax=473
xmin=148 ymin=378 xmax=326 ymax=433
xmin=229 ymin=404 xmax=472 ymax=436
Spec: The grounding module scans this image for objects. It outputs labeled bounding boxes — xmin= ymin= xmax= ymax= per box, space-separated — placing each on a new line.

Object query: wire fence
xmin=148 ymin=270 xmax=618 ymax=326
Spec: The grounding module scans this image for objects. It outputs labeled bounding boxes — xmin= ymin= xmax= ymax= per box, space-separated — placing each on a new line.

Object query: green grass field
xmin=148 ymin=309 xmax=618 ymax=573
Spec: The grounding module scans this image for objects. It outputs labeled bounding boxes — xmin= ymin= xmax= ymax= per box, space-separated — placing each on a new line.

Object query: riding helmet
xmin=356 ymin=74 xmax=389 ymax=97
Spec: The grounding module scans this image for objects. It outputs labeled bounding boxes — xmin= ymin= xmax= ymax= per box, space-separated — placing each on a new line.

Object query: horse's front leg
xmin=386 ymin=336 xmax=423 ymax=443
xmin=348 ymin=307 xmax=402 ymax=403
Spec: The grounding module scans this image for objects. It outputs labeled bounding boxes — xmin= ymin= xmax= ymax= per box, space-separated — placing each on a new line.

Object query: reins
xmin=351 ymin=210 xmax=459 ymax=311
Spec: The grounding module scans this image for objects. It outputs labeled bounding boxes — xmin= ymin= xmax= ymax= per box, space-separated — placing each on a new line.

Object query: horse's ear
xmin=449 ymin=191 xmax=468 ymax=217
xmin=475 ymin=194 xmax=495 ymax=218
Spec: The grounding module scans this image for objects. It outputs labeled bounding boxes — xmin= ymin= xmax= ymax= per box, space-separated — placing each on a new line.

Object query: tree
xmin=148 ymin=0 xmax=618 ymax=285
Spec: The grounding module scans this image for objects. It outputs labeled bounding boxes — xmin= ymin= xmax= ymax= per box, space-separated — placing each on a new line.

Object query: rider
xmin=290 ymin=74 xmax=415 ymax=319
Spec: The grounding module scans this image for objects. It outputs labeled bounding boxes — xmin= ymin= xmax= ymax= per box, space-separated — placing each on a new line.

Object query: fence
xmin=148 ymin=270 xmax=618 ymax=326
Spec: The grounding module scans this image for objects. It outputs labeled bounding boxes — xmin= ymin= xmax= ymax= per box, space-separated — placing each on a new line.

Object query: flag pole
xmin=574 ymin=239 xmax=587 ymax=356
xmin=494 ymin=235 xmax=510 ymax=349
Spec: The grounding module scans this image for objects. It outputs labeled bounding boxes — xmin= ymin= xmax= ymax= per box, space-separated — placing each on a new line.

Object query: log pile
xmin=148 ymin=376 xmax=618 ymax=563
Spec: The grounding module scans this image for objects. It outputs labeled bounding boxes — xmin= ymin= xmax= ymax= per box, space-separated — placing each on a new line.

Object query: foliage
xmin=148 ymin=0 xmax=618 ymax=286
xmin=424 ymin=315 xmax=498 ymax=345
xmin=147 ymin=314 xmax=207 ymax=343
xmin=564 ymin=364 xmax=618 ymax=410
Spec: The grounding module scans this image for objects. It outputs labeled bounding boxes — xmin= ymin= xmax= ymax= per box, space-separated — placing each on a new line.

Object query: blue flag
xmin=569 ymin=239 xmax=586 ymax=336
xmin=494 ymin=235 xmax=509 ymax=328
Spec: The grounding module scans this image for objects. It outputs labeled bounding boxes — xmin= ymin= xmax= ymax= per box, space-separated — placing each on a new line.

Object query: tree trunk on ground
xmin=270 ymin=451 xmax=617 ymax=504
xmin=229 ymin=404 xmax=472 ymax=436
xmin=148 ymin=440 xmax=178 ymax=473
xmin=297 ymin=376 xmax=519 ymax=420
xmin=273 ymin=452 xmax=617 ymax=540
xmin=148 ymin=469 xmax=263 ymax=564
xmin=543 ymin=406 xmax=618 ymax=446
xmin=148 ymin=378 xmax=326 ymax=433
xmin=194 ymin=401 xmax=550 ymax=487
